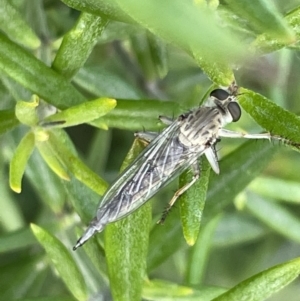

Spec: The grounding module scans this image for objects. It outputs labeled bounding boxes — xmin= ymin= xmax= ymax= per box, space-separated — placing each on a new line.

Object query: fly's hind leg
xmin=158 ymin=161 xmax=200 ymax=224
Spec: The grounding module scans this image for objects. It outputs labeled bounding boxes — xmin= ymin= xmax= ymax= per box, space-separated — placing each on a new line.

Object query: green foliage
xmin=1 ymin=1 xmax=300 ymax=301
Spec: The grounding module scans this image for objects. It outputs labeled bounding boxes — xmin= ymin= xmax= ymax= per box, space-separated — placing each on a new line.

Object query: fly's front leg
xmin=219 ymin=129 xmax=273 ymax=140
xmin=158 ymin=161 xmax=200 ymax=224
xmin=219 ymin=129 xmax=300 ymax=148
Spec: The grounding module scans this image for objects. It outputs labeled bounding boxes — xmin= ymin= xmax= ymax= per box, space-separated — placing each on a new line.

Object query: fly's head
xmin=209 ymin=89 xmax=241 ymax=126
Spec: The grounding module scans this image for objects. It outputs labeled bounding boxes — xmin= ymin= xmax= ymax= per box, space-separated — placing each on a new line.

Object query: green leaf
xmin=64 ymin=177 xmax=100 ymax=224
xmin=35 ymin=134 xmax=70 ymax=181
xmin=0 ymin=109 xmax=19 ymax=135
xmin=245 ymin=193 xmax=300 ymax=243
xmin=73 ymin=66 xmax=143 ymax=99
xmin=0 ymin=164 xmax=25 ymax=231
xmin=105 ymin=139 xmax=151 ymax=301
xmin=0 ymin=253 xmax=45 ymax=300
xmin=212 ymin=213 xmax=269 ymax=248
xmin=9 ymin=131 xmax=35 ymax=193
xmin=46 ymin=130 xmax=108 ymax=195
xmin=30 ymin=224 xmax=88 ymax=301
xmin=52 ymin=12 xmax=109 ymax=79
xmin=204 ymin=140 xmax=278 ymax=220
xmin=238 ymin=88 xmax=300 ymax=146
xmin=192 ymin=57 xmax=235 ymax=87
xmin=0 ymin=32 xmax=85 ymax=109
xmin=60 ymin=0 xmax=134 ymax=23
xmin=252 ymin=6 xmax=300 ymax=54
xmin=212 ymin=257 xmax=300 ymax=301
xmin=41 ymin=97 xmax=116 ymax=128
xmin=179 ymin=157 xmax=211 ymax=246
xmin=147 ymin=32 xmax=168 ymax=79
xmin=147 ymin=208 xmax=185 ymax=271
xmin=113 ymin=0 xmax=242 ymax=84
xmin=92 ymin=99 xmax=181 ymax=131
xmin=115 ymin=0 xmax=245 ymax=62
xmin=143 ymin=279 xmax=227 ymax=301
xmin=19 ymin=297 xmax=76 ymax=301
xmin=0 ymin=227 xmax=36 ymax=253
xmin=186 ymin=215 xmax=221 ymax=285
xmin=223 ymin=0 xmax=295 ymax=43
xmin=130 ymin=31 xmax=168 ymax=80
xmin=15 ymin=95 xmax=39 ymax=126
xmin=27 ymin=148 xmax=68 ymax=213
xmin=249 ymin=176 xmax=300 ymax=204
xmin=0 ymin=1 xmax=40 ymax=49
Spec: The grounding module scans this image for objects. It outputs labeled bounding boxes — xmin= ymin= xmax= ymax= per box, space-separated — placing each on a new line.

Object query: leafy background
xmin=1 ymin=0 xmax=300 ymax=301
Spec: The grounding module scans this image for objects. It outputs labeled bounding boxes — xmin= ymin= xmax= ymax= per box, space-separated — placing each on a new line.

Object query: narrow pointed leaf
xmin=15 ymin=96 xmax=39 ymax=126
xmin=92 ymin=99 xmax=181 ymax=131
xmin=47 ymin=130 xmax=108 ymax=195
xmin=223 ymin=0 xmax=295 ymax=43
xmin=249 ymin=176 xmax=300 ymax=204
xmin=9 ymin=131 xmax=35 ymax=193
xmin=113 ymin=0 xmax=242 ymax=85
xmin=143 ymin=279 xmax=226 ymax=301
xmin=213 ymin=213 xmax=268 ymax=248
xmin=52 ymin=12 xmax=109 ymax=79
xmin=115 ymin=0 xmax=246 ymax=65
xmin=193 ymin=57 xmax=235 ymax=87
xmin=239 ymin=88 xmax=300 ymax=146
xmin=105 ymin=139 xmax=151 ymax=301
xmin=212 ymin=257 xmax=300 ymax=301
xmin=0 ymin=1 xmax=40 ymax=49
xmin=245 ymin=194 xmax=300 ymax=243
xmin=35 ymin=137 xmax=70 ymax=181
xmin=147 ymin=33 xmax=168 ymax=79
xmin=186 ymin=215 xmax=221 ymax=285
xmin=0 ymin=227 xmax=36 ymax=253
xmin=147 ymin=209 xmax=184 ymax=271
xmin=0 ymin=32 xmax=85 ymax=109
xmin=204 ymin=140 xmax=278 ymax=219
xmin=30 ymin=224 xmax=88 ymax=301
xmin=60 ymin=0 xmax=134 ymax=23
xmin=252 ymin=6 xmax=300 ymax=53
xmin=41 ymin=98 xmax=116 ymax=128
xmin=74 ymin=66 xmax=143 ymax=99
xmin=179 ymin=157 xmax=211 ymax=246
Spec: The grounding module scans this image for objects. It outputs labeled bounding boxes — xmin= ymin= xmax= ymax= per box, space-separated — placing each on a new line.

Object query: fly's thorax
xmin=176 ymin=88 xmax=242 ymax=148
xmin=177 ymin=107 xmax=222 ymax=148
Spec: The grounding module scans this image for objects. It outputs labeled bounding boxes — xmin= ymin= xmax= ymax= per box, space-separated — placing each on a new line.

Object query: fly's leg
xmin=159 ymin=115 xmax=173 ymax=125
xmin=135 ymin=115 xmax=173 ymax=143
xmin=134 ymin=131 xmax=158 ymax=143
xmin=219 ymin=129 xmax=273 ymax=140
xmin=219 ymin=129 xmax=300 ymax=148
xmin=135 ymin=115 xmax=174 ymax=143
xmin=158 ymin=161 xmax=200 ymax=224
xmin=204 ymin=146 xmax=220 ymax=174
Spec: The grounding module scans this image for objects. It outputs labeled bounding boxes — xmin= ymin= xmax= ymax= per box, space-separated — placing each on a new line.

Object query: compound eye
xmin=210 ymin=89 xmax=230 ymax=101
xmin=228 ymin=102 xmax=241 ymax=122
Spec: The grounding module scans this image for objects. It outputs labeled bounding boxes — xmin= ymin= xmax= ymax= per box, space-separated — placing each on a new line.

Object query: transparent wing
xmin=96 ymin=119 xmax=207 ymax=226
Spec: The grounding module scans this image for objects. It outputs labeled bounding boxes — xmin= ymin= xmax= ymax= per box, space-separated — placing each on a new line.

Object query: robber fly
xmin=73 ymin=85 xmax=275 ymax=250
